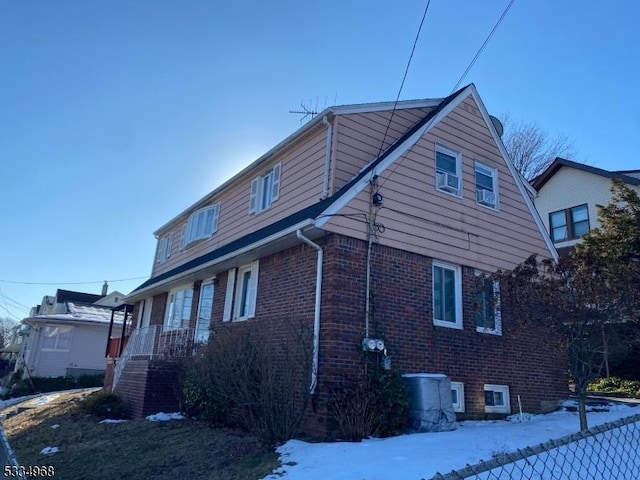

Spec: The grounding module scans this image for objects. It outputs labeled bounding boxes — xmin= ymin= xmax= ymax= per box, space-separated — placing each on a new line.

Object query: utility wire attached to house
xmin=376 ymin=0 xmax=431 ymax=160
xmin=450 ymin=0 xmax=517 ymax=93
xmin=0 ymin=276 xmax=148 ymax=286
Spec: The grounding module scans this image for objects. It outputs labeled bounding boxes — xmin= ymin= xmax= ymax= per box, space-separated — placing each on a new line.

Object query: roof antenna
xmin=289 ymin=100 xmax=320 ymax=124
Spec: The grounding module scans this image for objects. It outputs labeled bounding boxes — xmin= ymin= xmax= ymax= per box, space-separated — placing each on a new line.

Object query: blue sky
xmin=1 ymin=0 xmax=638 ymax=319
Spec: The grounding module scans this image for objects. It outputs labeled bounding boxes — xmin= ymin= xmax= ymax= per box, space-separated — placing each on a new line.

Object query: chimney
xmin=101 ymin=281 xmax=108 ymax=296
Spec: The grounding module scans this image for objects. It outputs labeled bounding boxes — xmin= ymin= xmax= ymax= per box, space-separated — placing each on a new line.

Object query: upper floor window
xmin=181 ymin=204 xmax=220 ymax=249
xmin=223 ymin=261 xmax=259 ymax=321
xmin=432 ymin=260 xmax=463 ymax=329
xmin=549 ymin=204 xmax=589 ymax=243
xmin=165 ymin=286 xmax=194 ymax=331
xmin=156 ymin=233 xmax=172 ymax=264
xmin=249 ymin=163 xmax=281 ymax=214
xmin=435 ymin=145 xmax=461 ymax=196
xmin=475 ymin=272 xmax=502 ymax=335
xmin=475 ymin=162 xmax=498 ymax=209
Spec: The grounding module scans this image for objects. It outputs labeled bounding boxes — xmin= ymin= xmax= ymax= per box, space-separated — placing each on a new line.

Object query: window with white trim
xmin=195 ymin=281 xmax=214 ymax=344
xmin=41 ymin=325 xmax=73 ymax=351
xmin=249 ymin=163 xmax=281 ymax=213
xmin=475 ymin=162 xmax=498 ymax=209
xmin=475 ymin=272 xmax=502 ymax=335
xmin=484 ymin=384 xmax=511 ymax=414
xmin=164 ymin=286 xmax=194 ymax=331
xmin=223 ymin=261 xmax=259 ymax=321
xmin=435 ymin=145 xmax=461 ymax=196
xmin=451 ymin=382 xmax=465 ymax=413
xmin=156 ymin=233 xmax=172 ymax=263
xmin=137 ymin=298 xmax=153 ymax=329
xmin=181 ymin=204 xmax=220 ymax=249
xmin=432 ymin=261 xmax=463 ymax=329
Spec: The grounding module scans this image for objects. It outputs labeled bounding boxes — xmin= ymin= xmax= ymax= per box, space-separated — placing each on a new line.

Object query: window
xmin=181 ymin=204 xmax=220 ymax=249
xmin=432 ymin=261 xmax=463 ymax=329
xmin=156 ymin=234 xmax=172 ymax=263
xmin=223 ymin=261 xmax=259 ymax=321
xmin=484 ymin=384 xmax=511 ymax=414
xmin=475 ymin=272 xmax=502 ymax=335
xmin=451 ymin=382 xmax=465 ymax=413
xmin=41 ymin=325 xmax=73 ymax=351
xmin=435 ymin=145 xmax=461 ymax=196
xmin=164 ymin=286 xmax=194 ymax=331
xmin=137 ymin=298 xmax=153 ymax=329
xmin=549 ymin=204 xmax=590 ymax=242
xmin=249 ymin=163 xmax=281 ymax=213
xmin=475 ymin=162 xmax=498 ymax=209
xmin=195 ymin=282 xmax=214 ymax=344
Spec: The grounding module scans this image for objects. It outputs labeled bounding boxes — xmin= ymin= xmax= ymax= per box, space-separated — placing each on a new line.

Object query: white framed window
xmin=475 ymin=162 xmax=498 ymax=209
xmin=451 ymin=382 xmax=465 ymax=413
xmin=435 ymin=145 xmax=461 ymax=196
xmin=249 ymin=163 xmax=281 ymax=214
xmin=41 ymin=325 xmax=73 ymax=351
xmin=223 ymin=261 xmax=259 ymax=321
xmin=475 ymin=272 xmax=502 ymax=335
xmin=432 ymin=261 xmax=463 ymax=329
xmin=484 ymin=384 xmax=511 ymax=414
xmin=137 ymin=298 xmax=153 ymax=329
xmin=181 ymin=204 xmax=220 ymax=249
xmin=164 ymin=286 xmax=194 ymax=331
xmin=156 ymin=233 xmax=172 ymax=263
xmin=195 ymin=281 xmax=214 ymax=344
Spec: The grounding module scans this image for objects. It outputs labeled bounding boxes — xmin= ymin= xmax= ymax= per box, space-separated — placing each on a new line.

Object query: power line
xmin=451 ymin=0 xmax=517 ymax=93
xmin=0 ymin=276 xmax=148 ymax=286
xmin=376 ymin=0 xmax=431 ymax=159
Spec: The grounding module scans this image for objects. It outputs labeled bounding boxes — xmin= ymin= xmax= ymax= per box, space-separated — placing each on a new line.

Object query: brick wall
xmin=315 ymin=233 xmax=567 ymax=433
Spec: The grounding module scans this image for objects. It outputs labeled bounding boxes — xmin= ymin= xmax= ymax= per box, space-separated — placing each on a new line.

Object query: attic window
xmin=435 ymin=145 xmax=461 ymax=196
xmin=249 ymin=163 xmax=281 ymax=214
xmin=156 ymin=233 xmax=172 ymax=263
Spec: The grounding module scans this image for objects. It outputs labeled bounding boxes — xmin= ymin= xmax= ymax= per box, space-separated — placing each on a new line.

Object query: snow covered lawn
xmin=264 ymin=401 xmax=639 ymax=480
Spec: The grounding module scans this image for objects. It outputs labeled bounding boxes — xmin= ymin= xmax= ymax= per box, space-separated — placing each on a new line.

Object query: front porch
xmin=105 ymin=326 xmax=196 ymax=416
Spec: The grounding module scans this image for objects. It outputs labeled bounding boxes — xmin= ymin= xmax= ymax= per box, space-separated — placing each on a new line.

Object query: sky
xmin=1 ymin=0 xmax=639 ymax=319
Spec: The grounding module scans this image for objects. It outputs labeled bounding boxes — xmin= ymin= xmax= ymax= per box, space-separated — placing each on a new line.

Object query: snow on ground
xmin=40 ymin=446 xmax=59 ymax=455
xmin=145 ymin=412 xmax=184 ymax=422
xmin=264 ymin=401 xmax=639 ymax=480
xmin=99 ymin=419 xmax=128 ymax=424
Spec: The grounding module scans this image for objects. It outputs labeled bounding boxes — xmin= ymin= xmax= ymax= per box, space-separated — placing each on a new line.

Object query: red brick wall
xmin=315 ymin=234 xmax=567 ymax=430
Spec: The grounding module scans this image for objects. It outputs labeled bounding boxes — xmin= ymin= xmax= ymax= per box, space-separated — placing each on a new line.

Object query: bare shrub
xmin=181 ymin=316 xmax=314 ymax=446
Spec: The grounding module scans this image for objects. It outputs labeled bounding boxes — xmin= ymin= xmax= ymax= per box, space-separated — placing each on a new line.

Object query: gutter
xmin=321 ymin=116 xmax=332 ymax=199
xmin=296 ymin=229 xmax=323 ymax=394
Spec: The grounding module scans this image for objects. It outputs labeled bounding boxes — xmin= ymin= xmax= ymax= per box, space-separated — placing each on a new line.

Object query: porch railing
xmin=111 ymin=325 xmax=194 ymax=390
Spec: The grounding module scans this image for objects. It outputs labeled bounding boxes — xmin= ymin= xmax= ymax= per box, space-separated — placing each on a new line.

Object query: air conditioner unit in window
xmin=476 ymin=189 xmax=496 ymax=207
xmin=436 ymin=172 xmax=459 ymax=193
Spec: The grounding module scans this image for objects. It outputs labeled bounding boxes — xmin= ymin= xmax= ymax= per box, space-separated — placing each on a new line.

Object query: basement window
xmin=484 ymin=384 xmax=511 ymax=414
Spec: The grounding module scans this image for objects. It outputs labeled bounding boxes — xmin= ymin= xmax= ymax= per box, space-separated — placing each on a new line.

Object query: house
xmin=113 ymin=84 xmax=568 ymax=437
xmin=532 ymin=157 xmax=640 ymax=254
xmin=16 ymin=286 xmax=129 ymax=379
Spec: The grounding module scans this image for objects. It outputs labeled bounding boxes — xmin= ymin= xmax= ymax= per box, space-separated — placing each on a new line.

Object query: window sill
xmin=433 ymin=319 xmax=463 ymax=330
xmin=436 ymin=188 xmax=463 ymax=199
xmin=181 ymin=235 xmax=212 ymax=251
xmin=476 ymin=202 xmax=499 ymax=212
xmin=476 ymin=327 xmax=502 ymax=336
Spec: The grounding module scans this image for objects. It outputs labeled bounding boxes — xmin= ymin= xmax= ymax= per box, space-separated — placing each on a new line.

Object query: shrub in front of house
xmin=3 ymin=373 xmax=105 ymax=399
xmin=79 ymin=391 xmax=125 ymax=420
xmin=180 ymin=317 xmax=314 ymax=447
xmin=330 ymin=367 xmax=409 ymax=441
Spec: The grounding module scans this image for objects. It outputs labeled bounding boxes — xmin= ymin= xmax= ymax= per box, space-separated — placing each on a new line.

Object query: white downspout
xmin=296 ymin=229 xmax=323 ymax=394
xmin=321 ymin=116 xmax=332 ymax=199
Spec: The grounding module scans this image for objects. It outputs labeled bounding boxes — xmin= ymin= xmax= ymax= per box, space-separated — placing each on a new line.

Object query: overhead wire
xmin=376 ymin=0 xmax=431 ymax=160
xmin=451 ymin=0 xmax=517 ymax=93
xmin=0 ymin=276 xmax=148 ymax=286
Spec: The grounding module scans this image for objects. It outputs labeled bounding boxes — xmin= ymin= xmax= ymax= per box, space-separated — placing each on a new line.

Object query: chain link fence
xmin=431 ymin=413 xmax=640 ymax=480
xmin=1 ymin=421 xmax=25 ymax=477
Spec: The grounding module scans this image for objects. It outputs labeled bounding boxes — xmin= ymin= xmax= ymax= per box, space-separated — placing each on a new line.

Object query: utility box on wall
xmin=403 ymin=373 xmax=457 ymax=433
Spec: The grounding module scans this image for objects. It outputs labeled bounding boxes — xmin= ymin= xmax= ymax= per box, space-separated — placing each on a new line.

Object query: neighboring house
xmin=532 ymin=158 xmax=640 ymax=254
xmin=113 ymin=84 xmax=567 ymax=437
xmin=16 ymin=286 xmax=127 ymax=379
